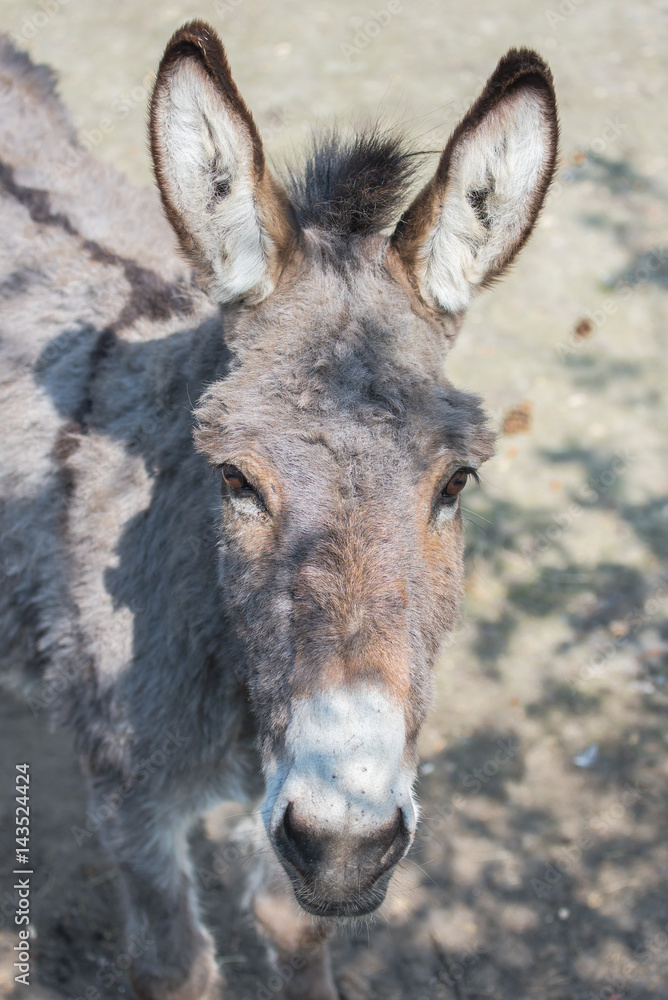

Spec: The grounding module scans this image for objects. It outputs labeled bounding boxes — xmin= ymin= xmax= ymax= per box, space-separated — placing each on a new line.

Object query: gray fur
xmin=0 ymin=25 xmax=556 ymax=1000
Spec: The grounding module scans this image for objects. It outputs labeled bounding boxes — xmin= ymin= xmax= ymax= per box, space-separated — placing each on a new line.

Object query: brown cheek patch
xmin=419 ymin=458 xmax=467 ymax=567
xmin=422 ymin=510 xmax=466 ymax=639
xmin=424 ymin=520 xmax=464 ymax=583
xmin=218 ymin=454 xmax=284 ymax=565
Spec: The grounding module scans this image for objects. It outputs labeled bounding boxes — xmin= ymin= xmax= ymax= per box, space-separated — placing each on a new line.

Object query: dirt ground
xmin=1 ymin=0 xmax=667 ymax=998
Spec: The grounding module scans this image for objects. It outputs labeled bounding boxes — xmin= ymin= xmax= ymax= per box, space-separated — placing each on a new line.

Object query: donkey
xmin=0 ymin=20 xmax=557 ymax=1000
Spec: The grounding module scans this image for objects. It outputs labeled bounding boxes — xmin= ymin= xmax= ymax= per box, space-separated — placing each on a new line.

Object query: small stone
xmin=574 ymin=744 xmax=598 ymax=768
xmin=558 ymin=907 xmax=570 ymax=920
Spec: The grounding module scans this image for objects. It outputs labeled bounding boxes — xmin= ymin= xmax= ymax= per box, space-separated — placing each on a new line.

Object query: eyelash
xmin=219 ymin=464 xmax=267 ymax=512
xmin=218 ymin=463 xmax=478 ymax=521
xmin=440 ymin=466 xmax=478 ymax=501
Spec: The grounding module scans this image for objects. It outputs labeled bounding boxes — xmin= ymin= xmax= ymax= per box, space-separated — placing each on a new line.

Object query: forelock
xmin=283 ymin=126 xmax=420 ymax=242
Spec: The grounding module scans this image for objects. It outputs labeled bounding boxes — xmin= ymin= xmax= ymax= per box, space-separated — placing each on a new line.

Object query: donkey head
xmin=150 ymin=21 xmax=557 ymax=918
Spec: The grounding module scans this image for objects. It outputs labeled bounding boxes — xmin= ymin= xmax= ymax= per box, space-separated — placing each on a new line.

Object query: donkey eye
xmin=442 ymin=468 xmax=469 ymax=498
xmin=220 ymin=463 xmax=268 ymax=515
xmin=221 ymin=464 xmax=251 ymax=491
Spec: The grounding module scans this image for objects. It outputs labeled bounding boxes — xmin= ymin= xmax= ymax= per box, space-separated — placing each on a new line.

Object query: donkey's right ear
xmin=150 ymin=21 xmax=296 ymax=305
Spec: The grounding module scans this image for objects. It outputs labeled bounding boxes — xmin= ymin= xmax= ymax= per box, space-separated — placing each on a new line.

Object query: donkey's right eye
xmin=221 ymin=464 xmax=251 ymax=491
xmin=220 ymin=464 xmax=267 ymax=514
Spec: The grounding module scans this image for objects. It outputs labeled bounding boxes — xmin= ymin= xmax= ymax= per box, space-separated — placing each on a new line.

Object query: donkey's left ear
xmin=391 ymin=49 xmax=558 ymax=314
xmin=150 ymin=20 xmax=296 ymax=304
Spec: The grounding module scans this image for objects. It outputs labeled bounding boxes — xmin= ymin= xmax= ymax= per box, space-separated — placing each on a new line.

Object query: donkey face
xmin=151 ymin=22 xmax=557 ymax=917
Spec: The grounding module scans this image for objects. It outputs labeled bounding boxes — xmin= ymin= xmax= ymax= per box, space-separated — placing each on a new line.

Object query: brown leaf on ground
xmin=502 ymin=401 xmax=533 ymax=435
xmin=574 ymin=317 xmax=593 ymax=338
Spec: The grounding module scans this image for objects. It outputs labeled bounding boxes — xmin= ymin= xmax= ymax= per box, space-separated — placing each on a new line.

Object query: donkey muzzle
xmin=263 ymin=684 xmax=417 ymax=916
xmin=272 ymin=801 xmax=412 ymax=916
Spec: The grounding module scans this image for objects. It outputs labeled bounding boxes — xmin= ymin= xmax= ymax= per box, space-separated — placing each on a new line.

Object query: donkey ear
xmin=150 ymin=21 xmax=296 ymax=304
xmin=391 ymin=49 xmax=558 ymax=314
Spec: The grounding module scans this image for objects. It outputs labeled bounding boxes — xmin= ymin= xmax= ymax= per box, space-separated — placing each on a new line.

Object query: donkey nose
xmin=275 ymin=802 xmax=410 ymax=883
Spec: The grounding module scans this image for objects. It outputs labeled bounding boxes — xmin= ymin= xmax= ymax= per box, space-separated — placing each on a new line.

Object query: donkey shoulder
xmin=0 ymin=40 xmax=232 ymax=731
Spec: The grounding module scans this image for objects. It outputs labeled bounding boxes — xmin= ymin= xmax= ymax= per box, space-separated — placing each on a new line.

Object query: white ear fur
xmin=394 ymin=50 xmax=558 ymax=314
xmin=423 ymin=89 xmax=555 ymax=312
xmin=150 ymin=23 xmax=294 ymax=304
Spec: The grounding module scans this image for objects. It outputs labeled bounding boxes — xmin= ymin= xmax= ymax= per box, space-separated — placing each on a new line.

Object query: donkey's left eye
xmin=442 ymin=468 xmax=468 ymax=498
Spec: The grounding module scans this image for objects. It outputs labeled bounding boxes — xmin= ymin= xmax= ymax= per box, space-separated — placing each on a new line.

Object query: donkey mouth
xmin=289 ymin=870 xmax=393 ymax=919
xmin=270 ymin=799 xmax=410 ymax=919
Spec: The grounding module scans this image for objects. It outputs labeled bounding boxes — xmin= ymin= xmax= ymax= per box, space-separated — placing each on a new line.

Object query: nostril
xmin=283 ymin=803 xmax=309 ymax=855
xmin=274 ymin=804 xmax=411 ymax=885
xmin=276 ymin=803 xmax=319 ymax=875
xmin=378 ymin=808 xmax=410 ymax=871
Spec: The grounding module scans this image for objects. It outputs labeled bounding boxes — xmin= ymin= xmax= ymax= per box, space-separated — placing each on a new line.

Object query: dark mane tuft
xmin=284 ymin=128 xmax=420 ymax=239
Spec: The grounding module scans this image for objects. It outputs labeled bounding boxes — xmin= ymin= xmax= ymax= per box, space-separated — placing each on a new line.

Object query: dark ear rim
xmin=392 ymin=47 xmax=559 ymax=300
xmin=148 ymin=19 xmax=297 ymax=295
xmin=149 ymin=19 xmax=265 ymax=177
xmin=435 ymin=47 xmax=559 ymax=190
xmin=149 ymin=20 xmax=263 ymax=258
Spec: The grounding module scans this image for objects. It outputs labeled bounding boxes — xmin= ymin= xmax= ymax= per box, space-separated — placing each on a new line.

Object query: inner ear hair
xmin=149 ymin=20 xmax=296 ymax=304
xmin=392 ymin=48 xmax=559 ymax=314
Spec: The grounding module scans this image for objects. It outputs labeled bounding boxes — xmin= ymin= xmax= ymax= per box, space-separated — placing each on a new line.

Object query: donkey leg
xmin=93 ymin=792 xmax=223 ymax=1000
xmin=253 ymin=871 xmax=338 ymax=1000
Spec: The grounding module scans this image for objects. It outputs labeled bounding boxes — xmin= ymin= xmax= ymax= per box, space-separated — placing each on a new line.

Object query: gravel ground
xmin=1 ymin=1 xmax=667 ymax=998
